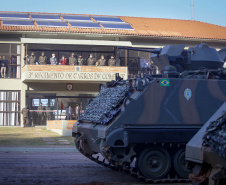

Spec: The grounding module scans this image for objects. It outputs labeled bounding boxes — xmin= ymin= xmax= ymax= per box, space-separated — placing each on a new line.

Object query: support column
xmin=20 ymin=43 xmax=27 ymax=127
xmin=20 ymin=83 xmax=27 ymax=127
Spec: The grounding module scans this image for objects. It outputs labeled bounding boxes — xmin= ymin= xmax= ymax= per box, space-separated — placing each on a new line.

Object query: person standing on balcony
xmin=0 ymin=56 xmax=2 ymax=78
xmin=69 ymin=53 xmax=76 ymax=65
xmin=96 ymin=55 xmax=106 ymax=66
xmin=87 ymin=54 xmax=95 ymax=66
xmin=60 ymin=55 xmax=67 ymax=65
xmin=50 ymin=53 xmax=57 ymax=65
xmin=108 ymin=55 xmax=116 ymax=66
xmin=1 ymin=56 xmax=8 ymax=78
xmin=29 ymin=52 xmax=36 ymax=65
xmin=78 ymin=55 xmax=84 ymax=65
xmin=10 ymin=56 xmax=17 ymax=78
xmin=39 ymin=52 xmax=47 ymax=65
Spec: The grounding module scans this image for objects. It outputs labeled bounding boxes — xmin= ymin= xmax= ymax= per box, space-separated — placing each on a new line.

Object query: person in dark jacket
xmin=10 ymin=56 xmax=17 ymax=78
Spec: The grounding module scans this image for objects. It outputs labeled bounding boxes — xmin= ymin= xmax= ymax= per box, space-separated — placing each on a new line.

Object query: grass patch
xmin=0 ymin=127 xmax=74 ymax=146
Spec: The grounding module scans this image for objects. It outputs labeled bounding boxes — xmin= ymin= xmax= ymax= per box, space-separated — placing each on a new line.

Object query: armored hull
xmin=186 ymin=106 xmax=226 ymax=185
xmin=72 ymin=44 xmax=226 ymax=181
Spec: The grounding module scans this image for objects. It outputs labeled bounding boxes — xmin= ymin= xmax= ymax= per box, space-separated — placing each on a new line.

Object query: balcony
xmin=22 ymin=65 xmax=128 ymax=82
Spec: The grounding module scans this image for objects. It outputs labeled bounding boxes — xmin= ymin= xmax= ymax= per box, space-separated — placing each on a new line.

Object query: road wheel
xmin=173 ymin=148 xmax=191 ymax=179
xmin=137 ymin=147 xmax=171 ymax=180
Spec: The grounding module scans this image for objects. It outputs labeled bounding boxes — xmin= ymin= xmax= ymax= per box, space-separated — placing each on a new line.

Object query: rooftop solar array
xmin=61 ymin=15 xmax=92 ymax=22
xmin=0 ymin=12 xmax=134 ymax=30
xmin=69 ymin=22 xmax=102 ymax=29
xmin=30 ymin=14 xmax=61 ymax=20
xmin=92 ymin=16 xmax=123 ymax=23
xmin=36 ymin=20 xmax=68 ymax=27
xmin=2 ymin=20 xmax=34 ymax=26
xmin=0 ymin=13 xmax=30 ymax=19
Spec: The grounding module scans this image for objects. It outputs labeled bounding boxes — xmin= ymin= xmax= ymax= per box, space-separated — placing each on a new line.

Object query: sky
xmin=0 ymin=0 xmax=225 ymax=27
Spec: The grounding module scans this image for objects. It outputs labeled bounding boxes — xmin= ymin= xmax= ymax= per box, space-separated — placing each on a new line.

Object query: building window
xmin=0 ymin=91 xmax=20 ymax=126
xmin=0 ymin=44 xmax=21 ymax=79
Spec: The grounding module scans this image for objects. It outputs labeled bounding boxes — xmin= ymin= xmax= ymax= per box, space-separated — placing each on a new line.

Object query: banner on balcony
xmin=23 ymin=71 xmax=127 ymax=81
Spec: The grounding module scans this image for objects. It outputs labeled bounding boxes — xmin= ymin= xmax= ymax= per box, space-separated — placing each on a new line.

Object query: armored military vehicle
xmin=186 ymin=108 xmax=226 ymax=185
xmin=72 ymin=43 xmax=226 ymax=182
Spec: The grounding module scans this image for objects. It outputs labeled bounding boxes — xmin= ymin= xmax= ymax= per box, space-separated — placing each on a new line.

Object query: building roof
xmin=0 ymin=11 xmax=226 ymax=41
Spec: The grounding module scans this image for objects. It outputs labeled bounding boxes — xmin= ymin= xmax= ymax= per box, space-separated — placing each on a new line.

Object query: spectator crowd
xmin=25 ymin=52 xmax=117 ymax=66
xmin=0 ymin=55 xmax=18 ymax=78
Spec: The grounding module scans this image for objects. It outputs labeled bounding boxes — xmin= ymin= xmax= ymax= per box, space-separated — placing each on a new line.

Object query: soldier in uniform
xmin=21 ymin=105 xmax=29 ymax=127
xmin=75 ymin=104 xmax=81 ymax=120
xmin=87 ymin=54 xmax=95 ymax=66
xmin=50 ymin=53 xmax=57 ymax=65
xmin=45 ymin=103 xmax=51 ymax=120
xmin=96 ymin=55 xmax=106 ymax=66
xmin=37 ymin=103 xmax=45 ymax=125
xmin=108 ymin=55 xmax=116 ymax=66
xmin=78 ymin=55 xmax=84 ymax=66
xmin=39 ymin=52 xmax=47 ymax=65
xmin=29 ymin=52 xmax=36 ymax=65
xmin=69 ymin=53 xmax=77 ymax=65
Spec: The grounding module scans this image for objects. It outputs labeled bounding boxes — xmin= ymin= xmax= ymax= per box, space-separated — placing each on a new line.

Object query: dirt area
xmin=0 ymin=127 xmax=74 ymax=146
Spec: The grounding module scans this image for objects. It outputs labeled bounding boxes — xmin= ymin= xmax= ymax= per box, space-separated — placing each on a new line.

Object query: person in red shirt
xmin=60 ymin=55 xmax=67 ymax=65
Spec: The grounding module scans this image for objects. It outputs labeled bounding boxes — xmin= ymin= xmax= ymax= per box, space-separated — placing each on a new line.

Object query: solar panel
xmin=92 ymin=16 xmax=123 ymax=23
xmin=61 ymin=15 xmax=92 ymax=21
xmin=101 ymin=23 xmax=134 ymax=30
xmin=2 ymin=20 xmax=34 ymax=26
xmin=0 ymin=13 xmax=29 ymax=19
xmin=69 ymin=22 xmax=102 ymax=29
xmin=30 ymin=14 xmax=61 ymax=20
xmin=35 ymin=21 xmax=68 ymax=27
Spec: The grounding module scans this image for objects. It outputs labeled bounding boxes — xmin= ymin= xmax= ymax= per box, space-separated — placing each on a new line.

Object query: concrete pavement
xmin=0 ymin=146 xmax=78 ymax=153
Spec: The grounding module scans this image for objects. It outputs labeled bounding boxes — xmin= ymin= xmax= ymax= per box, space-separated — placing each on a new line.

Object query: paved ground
xmin=0 ymin=152 xmax=142 ymax=185
xmin=0 ymin=151 xmax=191 ymax=185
